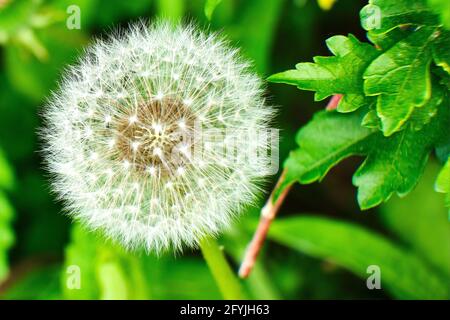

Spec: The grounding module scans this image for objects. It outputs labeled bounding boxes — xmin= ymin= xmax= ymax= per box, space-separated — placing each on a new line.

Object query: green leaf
xmin=267 ymin=215 xmax=449 ymax=299
xmin=3 ymin=265 xmax=62 ymax=299
xmin=200 ymin=237 xmax=248 ymax=300
xmin=427 ymin=0 xmax=450 ymax=29
xmin=360 ymin=0 xmax=439 ymax=34
xmin=361 ymin=109 xmax=381 ymax=129
xmin=204 ymin=0 xmax=222 ymax=20
xmin=0 ymin=76 xmax=37 ymax=161
xmin=62 ymin=224 xmax=151 ymax=299
xmin=436 ymin=159 xmax=450 ymax=193
xmin=435 ymin=158 xmax=450 ymax=209
xmin=226 ymin=0 xmax=284 ymax=75
xmin=0 ymin=149 xmax=15 ymax=283
xmin=62 ymin=224 xmax=225 ymax=299
xmin=5 ymin=25 xmax=87 ymax=101
xmin=96 ymin=248 xmax=129 ymax=300
xmin=281 ymin=110 xmax=374 ymax=189
xmin=0 ymin=192 xmax=15 ymax=283
xmin=142 ymin=255 xmax=221 ymax=299
xmin=380 ymin=162 xmax=450 ymax=278
xmin=156 ymin=0 xmax=185 ymax=22
xmin=62 ymin=224 xmax=100 ymax=299
xmin=223 ymin=224 xmax=282 ymax=300
xmin=408 ymin=78 xmax=443 ymax=130
xmin=0 ymin=149 xmax=14 ymax=190
xmin=277 ymin=103 xmax=448 ymax=209
xmin=0 ymin=0 xmax=39 ymax=36
xmin=269 ymin=35 xmax=378 ymax=112
xmin=432 ymin=30 xmax=450 ymax=75
xmin=367 ymin=26 xmax=412 ymax=51
xmin=364 ymin=26 xmax=437 ymax=135
xmin=353 ymin=103 xmax=449 ymax=209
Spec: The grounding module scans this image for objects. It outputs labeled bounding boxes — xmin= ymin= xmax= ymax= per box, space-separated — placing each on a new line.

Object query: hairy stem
xmin=200 ymin=237 xmax=248 ymax=300
xmin=239 ymin=169 xmax=292 ymax=278
xmin=326 ymin=94 xmax=343 ymax=111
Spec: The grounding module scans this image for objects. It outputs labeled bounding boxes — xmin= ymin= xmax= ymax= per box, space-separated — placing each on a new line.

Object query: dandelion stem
xmin=238 ymin=169 xmax=292 ymax=278
xmin=200 ymin=237 xmax=248 ymax=300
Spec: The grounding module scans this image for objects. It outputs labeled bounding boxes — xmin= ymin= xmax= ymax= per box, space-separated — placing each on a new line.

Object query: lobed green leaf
xmin=360 ymin=0 xmax=439 ymax=34
xmin=364 ymin=26 xmax=437 ymax=136
xmin=269 ymin=35 xmax=378 ymax=112
xmin=275 ymin=101 xmax=449 ymax=209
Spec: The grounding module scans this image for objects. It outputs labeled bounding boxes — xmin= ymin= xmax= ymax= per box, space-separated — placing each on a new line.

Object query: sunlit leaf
xmin=204 ymin=0 xmax=222 ymax=20
xmin=380 ymin=162 xmax=450 ymax=277
xmin=427 ymin=0 xmax=450 ymax=29
xmin=435 ymin=158 xmax=450 ymax=209
xmin=156 ymin=0 xmax=184 ymax=22
xmin=267 ymin=215 xmax=449 ymax=299
xmin=0 ymin=149 xmax=14 ymax=190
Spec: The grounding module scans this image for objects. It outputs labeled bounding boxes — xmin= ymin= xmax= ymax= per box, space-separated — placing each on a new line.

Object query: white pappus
xmin=41 ymin=21 xmax=277 ymax=253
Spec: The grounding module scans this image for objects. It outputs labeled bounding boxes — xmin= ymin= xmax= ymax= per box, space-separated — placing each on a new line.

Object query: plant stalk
xmin=238 ymin=169 xmax=292 ymax=278
xmin=200 ymin=237 xmax=248 ymax=300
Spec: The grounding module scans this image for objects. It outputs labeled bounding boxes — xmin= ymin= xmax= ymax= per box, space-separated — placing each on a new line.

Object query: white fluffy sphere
xmin=42 ymin=22 xmax=276 ymax=252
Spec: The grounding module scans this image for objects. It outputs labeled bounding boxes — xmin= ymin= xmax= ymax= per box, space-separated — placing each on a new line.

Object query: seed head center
xmin=115 ymin=97 xmax=196 ymax=176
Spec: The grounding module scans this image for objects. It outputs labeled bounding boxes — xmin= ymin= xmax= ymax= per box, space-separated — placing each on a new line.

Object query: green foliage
xmin=0 ymin=0 xmax=56 ymax=59
xmin=435 ymin=158 xmax=450 ymax=209
xmin=0 ymin=192 xmax=15 ymax=282
xmin=360 ymin=0 xmax=439 ymax=35
xmin=200 ymin=237 xmax=248 ymax=299
xmin=427 ymin=0 xmax=450 ymax=29
xmin=269 ymin=0 xmax=450 ymax=211
xmin=278 ymin=110 xmax=374 ymax=192
xmin=62 ymin=224 xmax=157 ymax=299
xmin=380 ymin=162 xmax=450 ymax=278
xmin=364 ymin=26 xmax=438 ymax=135
xmin=62 ymin=224 xmax=100 ymax=299
xmin=5 ymin=26 xmax=87 ymax=101
xmin=156 ymin=0 xmax=184 ymax=22
xmin=222 ymin=232 xmax=282 ymax=299
xmin=269 ymin=35 xmax=379 ymax=112
xmin=275 ymin=104 xmax=448 ymax=209
xmin=225 ymin=0 xmax=284 ymax=75
xmin=3 ymin=265 xmax=62 ymax=300
xmin=433 ymin=30 xmax=450 ymax=74
xmin=0 ymin=0 xmax=87 ymax=101
xmin=61 ymin=224 xmax=225 ymax=300
xmin=0 ymin=149 xmax=15 ymax=283
xmin=0 ymin=149 xmax=14 ymax=190
xmin=352 ymin=111 xmax=445 ymax=209
xmin=204 ymin=0 xmax=223 ymax=20
xmin=1 ymin=0 xmax=449 ymax=300
xmin=267 ymin=215 xmax=449 ymax=299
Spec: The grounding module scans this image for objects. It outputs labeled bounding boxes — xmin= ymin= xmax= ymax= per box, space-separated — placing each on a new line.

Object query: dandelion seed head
xmin=42 ymin=21 xmax=276 ymax=253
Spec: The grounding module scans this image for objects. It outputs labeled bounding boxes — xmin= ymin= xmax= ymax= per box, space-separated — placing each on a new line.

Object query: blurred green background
xmin=0 ymin=0 xmax=448 ymax=300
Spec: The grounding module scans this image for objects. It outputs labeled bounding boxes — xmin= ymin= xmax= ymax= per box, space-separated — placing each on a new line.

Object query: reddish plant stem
xmin=238 ymin=169 xmax=292 ymax=278
xmin=325 ymin=94 xmax=343 ymax=111
xmin=239 ymin=94 xmax=341 ymax=278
